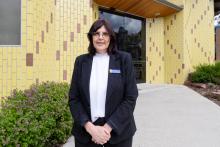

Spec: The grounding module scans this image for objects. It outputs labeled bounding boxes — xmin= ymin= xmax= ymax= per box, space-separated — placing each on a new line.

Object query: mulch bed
xmin=184 ymin=81 xmax=220 ymax=107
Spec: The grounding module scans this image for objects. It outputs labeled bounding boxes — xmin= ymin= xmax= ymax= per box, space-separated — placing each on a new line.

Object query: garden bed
xmin=184 ymin=81 xmax=220 ymax=107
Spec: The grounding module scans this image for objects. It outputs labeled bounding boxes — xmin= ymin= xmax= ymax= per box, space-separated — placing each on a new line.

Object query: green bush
xmin=0 ymin=82 xmax=72 ymax=147
xmin=190 ymin=62 xmax=220 ymax=84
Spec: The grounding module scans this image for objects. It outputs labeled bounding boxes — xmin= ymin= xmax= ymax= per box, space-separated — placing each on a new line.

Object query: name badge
xmin=109 ymin=69 xmax=121 ymax=74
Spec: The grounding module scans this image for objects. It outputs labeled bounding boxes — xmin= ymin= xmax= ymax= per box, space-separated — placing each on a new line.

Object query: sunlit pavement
xmin=64 ymin=84 xmax=220 ymax=147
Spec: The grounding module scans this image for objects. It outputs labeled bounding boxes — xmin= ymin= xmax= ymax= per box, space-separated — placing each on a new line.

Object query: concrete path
xmin=64 ymin=84 xmax=220 ymax=147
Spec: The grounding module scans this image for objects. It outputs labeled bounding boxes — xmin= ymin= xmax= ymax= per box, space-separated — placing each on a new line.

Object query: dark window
xmin=100 ymin=9 xmax=146 ymax=83
xmin=0 ymin=0 xmax=21 ymax=45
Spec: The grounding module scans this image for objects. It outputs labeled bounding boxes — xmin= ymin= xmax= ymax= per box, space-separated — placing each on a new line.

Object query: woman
xmin=69 ymin=19 xmax=138 ymax=147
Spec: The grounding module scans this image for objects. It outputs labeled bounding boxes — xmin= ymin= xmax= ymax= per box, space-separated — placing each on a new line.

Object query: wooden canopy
xmin=93 ymin=0 xmax=182 ymax=18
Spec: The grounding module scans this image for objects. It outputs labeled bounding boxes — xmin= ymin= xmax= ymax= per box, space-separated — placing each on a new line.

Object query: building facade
xmin=0 ymin=0 xmax=215 ymax=98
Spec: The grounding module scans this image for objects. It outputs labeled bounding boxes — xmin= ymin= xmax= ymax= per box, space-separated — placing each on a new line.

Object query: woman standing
xmin=69 ymin=19 xmax=138 ymax=147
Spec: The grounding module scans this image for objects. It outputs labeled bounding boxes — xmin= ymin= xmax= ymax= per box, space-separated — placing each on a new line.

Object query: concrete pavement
xmin=64 ymin=84 xmax=220 ymax=147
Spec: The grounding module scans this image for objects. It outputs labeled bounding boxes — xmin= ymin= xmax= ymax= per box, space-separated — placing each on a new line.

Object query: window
xmin=100 ymin=9 xmax=146 ymax=83
xmin=0 ymin=0 xmax=21 ymax=45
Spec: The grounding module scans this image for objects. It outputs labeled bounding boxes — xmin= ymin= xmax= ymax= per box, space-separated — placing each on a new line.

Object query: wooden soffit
xmin=93 ymin=0 xmax=183 ymax=18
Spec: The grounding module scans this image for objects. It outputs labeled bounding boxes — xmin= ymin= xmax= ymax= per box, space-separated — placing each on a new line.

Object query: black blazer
xmin=69 ymin=50 xmax=138 ymax=144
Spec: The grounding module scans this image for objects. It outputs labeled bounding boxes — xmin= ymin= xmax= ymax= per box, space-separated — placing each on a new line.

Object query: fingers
xmin=91 ymin=126 xmax=111 ymax=145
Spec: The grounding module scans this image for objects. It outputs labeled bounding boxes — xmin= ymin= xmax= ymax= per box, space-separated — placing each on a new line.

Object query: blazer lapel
xmin=105 ymin=52 xmax=120 ymax=112
xmin=81 ymin=54 xmax=93 ymax=104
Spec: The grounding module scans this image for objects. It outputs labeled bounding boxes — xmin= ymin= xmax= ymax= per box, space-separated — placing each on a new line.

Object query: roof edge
xmin=154 ymin=0 xmax=183 ymax=11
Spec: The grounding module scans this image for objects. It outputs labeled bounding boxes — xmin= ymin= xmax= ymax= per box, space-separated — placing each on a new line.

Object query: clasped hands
xmin=85 ymin=122 xmax=112 ymax=145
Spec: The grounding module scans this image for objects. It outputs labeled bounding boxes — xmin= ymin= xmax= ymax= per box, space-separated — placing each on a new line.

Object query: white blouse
xmin=89 ymin=52 xmax=110 ymax=122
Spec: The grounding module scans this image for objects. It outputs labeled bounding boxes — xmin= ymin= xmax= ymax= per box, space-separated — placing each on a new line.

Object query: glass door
xmin=100 ymin=9 xmax=146 ymax=83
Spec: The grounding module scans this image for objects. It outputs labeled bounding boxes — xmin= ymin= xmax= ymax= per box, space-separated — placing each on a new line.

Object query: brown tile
xmin=159 ymin=66 xmax=161 ymax=71
xmin=167 ymin=25 xmax=169 ymax=31
xmin=205 ymin=52 xmax=207 ymax=57
xmin=207 ymin=6 xmax=210 ymax=11
xmin=149 ymin=23 xmax=152 ymax=28
xmin=170 ymin=20 xmax=173 ymax=25
xmin=164 ymin=30 xmax=166 ymax=35
xmin=171 ymin=44 xmax=173 ymax=49
xmin=174 ymin=73 xmax=177 ymax=79
xmin=191 ymin=29 xmax=193 ymax=34
xmin=204 ymin=10 xmax=206 ymax=15
xmin=174 ymin=49 xmax=176 ymax=54
xmin=194 ymin=24 xmax=196 ymax=29
xmin=152 ymin=19 xmax=155 ymax=23
xmin=63 ymin=41 xmax=67 ymax=51
xmin=77 ymin=23 xmax=80 ymax=33
xmin=182 ymin=64 xmax=185 ymax=69
xmin=178 ymin=54 xmax=181 ymax=59
xmin=149 ymin=37 xmax=151 ymax=42
xmin=171 ymin=78 xmax=173 ymax=83
xmin=198 ymin=42 xmax=200 ymax=48
xmin=156 ymin=46 xmax=158 ymax=52
xmin=36 ymin=41 xmax=39 ymax=54
xmin=162 ymin=56 xmax=164 ymax=61
xmin=194 ymin=38 xmax=197 ymax=43
xmin=55 ymin=0 xmax=56 ymax=5
xmin=90 ymin=0 xmax=93 ymax=8
xmin=156 ymin=70 xmax=158 ymax=76
xmin=167 ymin=40 xmax=169 ymax=45
xmin=153 ymin=76 xmax=155 ymax=80
xmin=174 ymin=15 xmax=176 ymax=20
xmin=41 ymin=31 xmax=44 ymax=43
xmin=70 ymin=32 xmax=74 ymax=42
xmin=56 ymin=50 xmax=60 ymax=60
xmin=178 ymin=69 xmax=181 ymax=74
xmin=26 ymin=53 xmax=33 ymax=66
xmin=197 ymin=19 xmax=200 ymax=25
xmin=149 ymin=61 xmax=152 ymax=66
xmin=84 ymin=15 xmax=87 ymax=25
xmin=51 ymin=13 xmax=53 ymax=23
xmin=153 ymin=42 xmax=155 ymax=47
xmin=63 ymin=70 xmax=67 ymax=80
xmin=192 ymin=4 xmax=194 ymax=8
xmin=159 ymin=51 xmax=161 ymax=56
xmin=46 ymin=21 xmax=49 ymax=33
xmin=201 ymin=15 xmax=203 ymax=20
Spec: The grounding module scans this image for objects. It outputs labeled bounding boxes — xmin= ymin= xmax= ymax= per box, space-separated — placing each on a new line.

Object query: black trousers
xmin=74 ymin=118 xmax=133 ymax=147
xmin=75 ymin=137 xmax=132 ymax=147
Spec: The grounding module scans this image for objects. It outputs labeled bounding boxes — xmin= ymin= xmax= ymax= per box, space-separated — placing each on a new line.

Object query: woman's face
xmin=92 ymin=25 xmax=110 ymax=54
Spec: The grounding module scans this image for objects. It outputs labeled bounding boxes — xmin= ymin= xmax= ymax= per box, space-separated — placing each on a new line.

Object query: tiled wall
xmin=183 ymin=0 xmax=215 ymax=79
xmin=0 ymin=0 xmax=94 ymax=98
xmin=146 ymin=18 xmax=165 ymax=84
xmin=0 ymin=0 xmax=215 ymax=97
xmin=164 ymin=12 xmax=184 ymax=84
xmin=146 ymin=0 xmax=215 ymax=84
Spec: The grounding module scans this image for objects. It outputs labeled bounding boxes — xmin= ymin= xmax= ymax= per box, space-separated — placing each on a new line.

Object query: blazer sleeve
xmin=69 ymin=57 xmax=90 ymax=127
xmin=106 ymin=53 xmax=138 ymax=135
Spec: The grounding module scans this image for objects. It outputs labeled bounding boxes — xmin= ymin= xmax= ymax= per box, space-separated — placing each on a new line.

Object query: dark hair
xmin=87 ymin=19 xmax=117 ymax=55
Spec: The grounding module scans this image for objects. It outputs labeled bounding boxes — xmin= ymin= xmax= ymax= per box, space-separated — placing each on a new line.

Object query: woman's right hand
xmin=85 ymin=121 xmax=111 ymax=145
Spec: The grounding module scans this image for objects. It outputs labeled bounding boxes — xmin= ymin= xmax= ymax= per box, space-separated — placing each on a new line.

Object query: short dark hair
xmin=87 ymin=19 xmax=117 ymax=55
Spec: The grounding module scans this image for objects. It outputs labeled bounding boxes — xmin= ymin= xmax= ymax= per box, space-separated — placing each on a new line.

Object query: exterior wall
xmin=0 ymin=0 xmax=93 ymax=98
xmin=0 ymin=0 xmax=216 ymax=97
xmin=147 ymin=0 xmax=215 ymax=84
xmin=146 ymin=18 xmax=165 ymax=84
xmin=183 ymin=0 xmax=215 ymax=81
xmin=164 ymin=12 xmax=184 ymax=84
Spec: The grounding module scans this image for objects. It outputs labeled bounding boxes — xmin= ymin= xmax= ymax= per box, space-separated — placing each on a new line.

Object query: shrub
xmin=190 ymin=62 xmax=220 ymax=84
xmin=0 ymin=81 xmax=72 ymax=147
